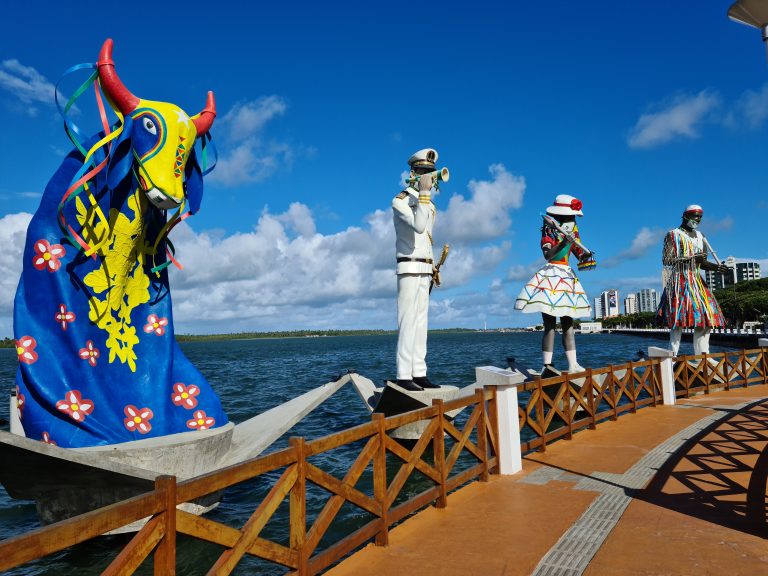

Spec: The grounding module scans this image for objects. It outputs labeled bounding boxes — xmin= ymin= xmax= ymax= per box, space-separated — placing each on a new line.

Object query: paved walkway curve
xmin=524 ymin=400 xmax=764 ymax=576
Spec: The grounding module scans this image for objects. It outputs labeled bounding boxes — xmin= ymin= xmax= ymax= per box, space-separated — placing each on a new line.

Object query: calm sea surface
xmin=0 ymin=332 xmax=735 ymax=574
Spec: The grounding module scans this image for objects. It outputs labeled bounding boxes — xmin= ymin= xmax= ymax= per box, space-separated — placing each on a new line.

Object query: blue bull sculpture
xmin=13 ymin=39 xmax=228 ymax=448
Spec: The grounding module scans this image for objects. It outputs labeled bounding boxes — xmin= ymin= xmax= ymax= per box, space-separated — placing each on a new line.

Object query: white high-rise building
xmin=624 ymin=293 xmax=638 ymax=315
xmin=599 ymin=289 xmax=620 ymax=318
xmin=705 ymin=257 xmax=761 ymax=291
xmin=637 ymin=289 xmax=659 ymax=313
xmin=594 ymin=297 xmax=603 ymax=320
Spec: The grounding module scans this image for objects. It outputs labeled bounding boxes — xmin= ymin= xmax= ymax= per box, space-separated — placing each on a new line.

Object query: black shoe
xmin=396 ymin=379 xmax=423 ymax=391
xmin=540 ymin=364 xmax=561 ymax=378
xmin=413 ymin=376 xmax=440 ymax=389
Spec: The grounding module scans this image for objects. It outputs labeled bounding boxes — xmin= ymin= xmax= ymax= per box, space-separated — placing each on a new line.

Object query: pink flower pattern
xmin=16 ymin=336 xmax=38 ymax=365
xmin=78 ymin=340 xmax=100 ymax=367
xmin=16 ymin=385 xmax=25 ymax=420
xmin=143 ymin=314 xmax=168 ymax=336
xmin=123 ymin=405 xmax=154 ymax=434
xmin=55 ymin=390 xmax=94 ymax=422
xmin=55 ymin=304 xmax=76 ymax=330
xmin=171 ymin=383 xmax=199 ymax=409
xmin=32 ymin=239 xmax=66 ymax=272
xmin=187 ymin=410 xmax=215 ymax=431
xmin=41 ymin=432 xmax=57 ymax=446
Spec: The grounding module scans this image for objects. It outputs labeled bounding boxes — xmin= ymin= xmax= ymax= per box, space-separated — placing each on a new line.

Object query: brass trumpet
xmin=407 ymin=167 xmax=450 ymax=189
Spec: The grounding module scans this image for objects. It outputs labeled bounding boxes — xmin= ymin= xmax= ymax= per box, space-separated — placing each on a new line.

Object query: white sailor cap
xmin=408 ymin=148 xmax=438 ymax=170
xmin=683 ymin=204 xmax=703 ymax=216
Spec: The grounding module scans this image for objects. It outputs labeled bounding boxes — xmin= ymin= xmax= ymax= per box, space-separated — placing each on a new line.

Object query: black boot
xmin=413 ymin=376 xmax=440 ymax=389
xmin=396 ymin=379 xmax=423 ymax=391
xmin=540 ymin=364 xmax=561 ymax=378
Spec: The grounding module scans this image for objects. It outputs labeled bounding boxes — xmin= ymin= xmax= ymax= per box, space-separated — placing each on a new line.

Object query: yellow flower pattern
xmin=75 ymin=190 xmax=151 ymax=372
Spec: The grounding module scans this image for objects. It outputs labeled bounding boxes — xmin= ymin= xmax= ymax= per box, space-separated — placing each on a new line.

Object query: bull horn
xmin=97 ymin=39 xmax=140 ymax=114
xmin=191 ymin=92 xmax=216 ymax=137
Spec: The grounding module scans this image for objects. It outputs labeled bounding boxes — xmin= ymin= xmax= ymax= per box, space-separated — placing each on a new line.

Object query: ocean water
xmin=0 ymin=331 xmax=735 ymax=574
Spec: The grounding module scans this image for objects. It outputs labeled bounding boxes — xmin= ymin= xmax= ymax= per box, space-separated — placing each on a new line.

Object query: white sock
xmin=565 ymin=350 xmax=579 ymax=371
xmin=543 ymin=351 xmax=553 ymax=365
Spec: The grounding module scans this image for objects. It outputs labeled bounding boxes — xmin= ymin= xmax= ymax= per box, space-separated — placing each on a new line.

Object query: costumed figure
xmin=12 ymin=39 xmax=228 ymax=448
xmin=514 ymin=195 xmax=596 ymax=376
xmin=392 ymin=148 xmax=448 ymax=391
xmin=656 ymin=205 xmax=728 ymax=355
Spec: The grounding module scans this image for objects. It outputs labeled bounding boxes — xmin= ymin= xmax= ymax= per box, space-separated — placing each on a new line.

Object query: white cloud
xmin=602 ymin=226 xmax=665 ymax=268
xmin=627 ymin=90 xmax=721 ymax=149
xmin=0 ymin=163 xmax=521 ymax=334
xmin=0 ymin=60 xmax=55 ymax=111
xmin=730 ymin=83 xmax=768 ymax=129
xmin=166 ymin=194 xmax=513 ymax=333
xmin=217 ymin=96 xmax=287 ymax=141
xmin=699 ymin=215 xmax=733 ymax=235
xmin=506 ymin=260 xmax=545 ymax=282
xmin=208 ymin=96 xmax=293 ymax=187
xmin=166 ymin=162 xmax=520 ymax=332
xmin=439 ymin=164 xmax=525 ymax=243
xmin=0 ymin=212 xmax=33 ymax=335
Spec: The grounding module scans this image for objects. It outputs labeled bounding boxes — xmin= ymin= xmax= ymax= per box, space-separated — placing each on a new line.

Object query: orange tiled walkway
xmin=328 ymin=385 xmax=768 ymax=576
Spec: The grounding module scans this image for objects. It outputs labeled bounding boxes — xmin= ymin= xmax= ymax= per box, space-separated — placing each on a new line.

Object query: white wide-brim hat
xmin=546 ymin=194 xmax=583 ymax=216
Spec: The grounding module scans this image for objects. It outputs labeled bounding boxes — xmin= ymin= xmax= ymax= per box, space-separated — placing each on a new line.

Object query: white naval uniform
xmin=393 ymin=186 xmax=435 ymax=381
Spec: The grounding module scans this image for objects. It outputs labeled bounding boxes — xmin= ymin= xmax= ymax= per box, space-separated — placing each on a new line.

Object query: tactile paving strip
xmin=525 ymin=399 xmax=756 ymax=576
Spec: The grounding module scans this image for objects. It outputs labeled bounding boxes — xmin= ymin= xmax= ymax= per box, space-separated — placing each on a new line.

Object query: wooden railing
xmin=0 ymin=389 xmax=497 ymax=575
xmin=1 ymin=347 xmax=766 ymax=574
xmin=673 ymin=348 xmax=767 ymax=397
xmin=518 ymin=358 xmax=663 ymax=453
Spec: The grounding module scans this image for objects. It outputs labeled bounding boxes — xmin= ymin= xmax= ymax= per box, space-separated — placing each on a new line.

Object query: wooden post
xmin=432 ymin=399 xmax=448 ymax=507
xmin=475 ymin=389 xmax=489 ymax=482
xmin=650 ymin=359 xmax=659 ymax=406
xmin=587 ymin=368 xmax=596 ymax=430
xmin=741 ymin=348 xmax=748 ymax=388
xmin=609 ymin=365 xmax=618 ymax=421
xmin=702 ymin=353 xmax=710 ymax=395
xmin=488 ymin=387 xmax=500 ymax=473
xmin=153 ymin=475 xmax=176 ymax=576
xmin=683 ymin=353 xmax=692 ymax=397
xmin=628 ymin=360 xmax=637 ymax=414
xmin=289 ymin=437 xmax=307 ymax=575
xmin=563 ymin=373 xmax=573 ymax=440
xmin=372 ymin=413 xmax=389 ymax=546
xmin=761 ymin=339 xmax=768 ymax=385
xmin=535 ymin=378 xmax=546 ymax=452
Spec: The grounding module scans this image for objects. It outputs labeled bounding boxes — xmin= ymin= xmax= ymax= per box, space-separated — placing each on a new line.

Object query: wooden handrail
xmin=0 ymin=481 xmax=167 ymax=572
xmin=2 ymin=347 xmax=765 ymax=575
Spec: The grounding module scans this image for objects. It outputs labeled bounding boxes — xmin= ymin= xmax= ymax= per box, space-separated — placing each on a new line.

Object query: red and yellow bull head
xmin=97 ymin=39 xmax=215 ymax=210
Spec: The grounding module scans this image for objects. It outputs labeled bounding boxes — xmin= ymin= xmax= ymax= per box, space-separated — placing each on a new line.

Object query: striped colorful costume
xmin=514 ymin=222 xmax=592 ymax=318
xmin=657 ymin=228 xmax=725 ymax=329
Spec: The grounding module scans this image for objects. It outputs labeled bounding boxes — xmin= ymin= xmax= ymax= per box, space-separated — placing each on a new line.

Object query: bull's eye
xmin=142 ymin=117 xmax=157 ymax=135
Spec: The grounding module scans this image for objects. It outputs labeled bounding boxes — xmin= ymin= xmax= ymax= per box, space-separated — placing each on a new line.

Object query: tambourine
xmin=577 ymin=259 xmax=597 ymax=271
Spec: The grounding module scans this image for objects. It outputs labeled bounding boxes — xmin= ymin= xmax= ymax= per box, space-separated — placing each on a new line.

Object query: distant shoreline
xmin=0 ymin=328 xmax=538 ymax=348
xmin=0 ymin=328 xmax=531 ymax=348
xmin=174 ymin=328 xmax=527 ymax=343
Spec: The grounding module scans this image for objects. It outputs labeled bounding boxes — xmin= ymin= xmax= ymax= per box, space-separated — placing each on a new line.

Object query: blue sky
xmin=1 ymin=1 xmax=767 ymax=335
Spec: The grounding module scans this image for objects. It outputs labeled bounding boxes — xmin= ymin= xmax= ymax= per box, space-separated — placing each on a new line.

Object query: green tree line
xmin=713 ymin=277 xmax=768 ymax=326
xmin=0 ymin=328 xmax=478 ymax=348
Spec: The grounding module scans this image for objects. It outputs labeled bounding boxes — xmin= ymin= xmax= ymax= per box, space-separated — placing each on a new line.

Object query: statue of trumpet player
xmin=392 ymin=148 xmax=448 ymax=391
xmin=514 ymin=195 xmax=595 ymax=376
xmin=657 ymin=205 xmax=729 ymax=355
